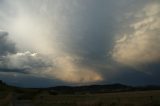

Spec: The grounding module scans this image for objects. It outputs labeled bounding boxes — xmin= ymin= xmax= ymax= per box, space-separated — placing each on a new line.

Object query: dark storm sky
xmin=0 ymin=0 xmax=159 ymax=87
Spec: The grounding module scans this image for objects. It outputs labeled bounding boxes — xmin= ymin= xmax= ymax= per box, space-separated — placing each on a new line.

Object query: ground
xmin=1 ymin=90 xmax=160 ymax=106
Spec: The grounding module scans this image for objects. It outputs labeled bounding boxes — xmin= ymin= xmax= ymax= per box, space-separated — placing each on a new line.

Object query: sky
xmin=0 ymin=0 xmax=160 ymax=87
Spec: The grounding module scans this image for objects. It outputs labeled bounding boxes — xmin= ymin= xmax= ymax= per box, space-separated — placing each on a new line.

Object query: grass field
xmin=32 ymin=90 xmax=160 ymax=106
xmin=1 ymin=89 xmax=160 ymax=106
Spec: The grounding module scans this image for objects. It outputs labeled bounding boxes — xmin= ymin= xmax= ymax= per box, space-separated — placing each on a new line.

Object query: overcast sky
xmin=0 ymin=0 xmax=160 ymax=87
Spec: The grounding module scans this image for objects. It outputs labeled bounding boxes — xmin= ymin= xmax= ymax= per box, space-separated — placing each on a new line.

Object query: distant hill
xmin=47 ymin=84 xmax=132 ymax=94
xmin=0 ymin=80 xmax=160 ymax=94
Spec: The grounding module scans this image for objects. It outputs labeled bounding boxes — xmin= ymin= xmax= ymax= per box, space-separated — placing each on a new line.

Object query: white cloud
xmin=112 ymin=2 xmax=160 ymax=66
xmin=5 ymin=51 xmax=50 ymax=69
xmin=116 ymin=35 xmax=127 ymax=43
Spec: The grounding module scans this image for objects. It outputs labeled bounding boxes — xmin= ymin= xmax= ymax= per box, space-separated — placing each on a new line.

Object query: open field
xmin=1 ymin=90 xmax=160 ymax=106
xmin=1 ymin=82 xmax=160 ymax=106
xmin=33 ymin=90 xmax=160 ymax=106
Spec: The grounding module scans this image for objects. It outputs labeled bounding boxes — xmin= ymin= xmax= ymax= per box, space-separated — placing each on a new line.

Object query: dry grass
xmin=33 ymin=90 xmax=160 ymax=106
xmin=0 ymin=92 xmax=12 ymax=106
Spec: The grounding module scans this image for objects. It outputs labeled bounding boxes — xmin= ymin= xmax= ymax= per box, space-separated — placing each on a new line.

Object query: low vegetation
xmin=0 ymin=81 xmax=160 ymax=106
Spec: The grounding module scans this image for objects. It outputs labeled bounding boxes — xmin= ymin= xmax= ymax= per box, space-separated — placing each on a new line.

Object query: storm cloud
xmin=0 ymin=31 xmax=16 ymax=55
xmin=0 ymin=31 xmax=53 ymax=75
xmin=0 ymin=0 xmax=159 ymax=87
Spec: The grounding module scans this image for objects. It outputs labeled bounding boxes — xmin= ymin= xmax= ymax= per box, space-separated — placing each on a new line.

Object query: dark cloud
xmin=0 ymin=72 xmax=65 ymax=87
xmin=0 ymin=0 xmax=159 ymax=87
xmin=0 ymin=31 xmax=53 ymax=77
xmin=0 ymin=31 xmax=16 ymax=55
